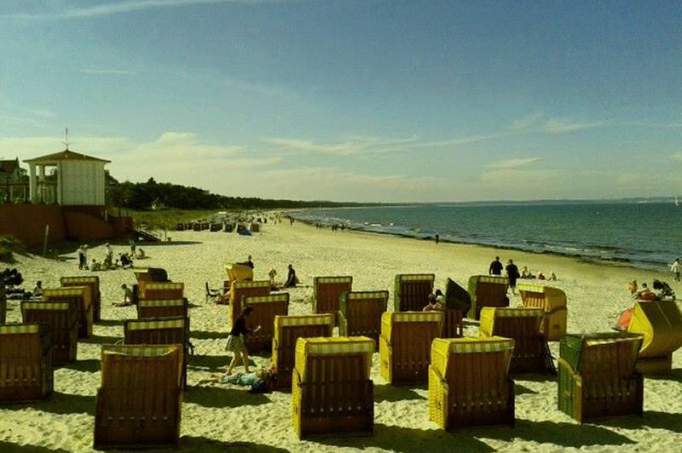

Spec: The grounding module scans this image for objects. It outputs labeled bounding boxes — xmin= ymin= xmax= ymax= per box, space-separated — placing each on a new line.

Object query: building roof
xmin=24 ymin=149 xmax=110 ymax=164
xmin=0 ymin=158 xmax=20 ymax=174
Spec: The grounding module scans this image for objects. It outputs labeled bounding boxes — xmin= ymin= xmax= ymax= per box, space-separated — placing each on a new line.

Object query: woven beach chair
xmin=272 ymin=314 xmax=334 ymax=389
xmin=479 ymin=307 xmax=555 ymax=374
xmin=627 ymin=300 xmax=682 ymax=374
xmin=61 ymin=276 xmax=101 ymax=322
xmin=229 ymin=280 xmax=271 ymax=325
xmin=0 ymin=286 xmax=6 ymax=324
xmin=394 ymin=274 xmax=435 ymax=312
xmin=312 ymin=276 xmax=353 ymax=323
xmin=429 ymin=337 xmax=515 ymax=429
xmin=338 ymin=290 xmax=388 ymax=344
xmin=94 ymin=344 xmax=182 ymax=449
xmin=21 ymin=301 xmax=78 ymax=365
xmin=292 ymin=337 xmax=374 ymax=438
xmin=225 ymin=263 xmax=254 ymax=284
xmin=243 ymin=293 xmax=290 ymax=353
xmin=124 ymin=317 xmax=189 ymax=388
xmin=43 ymin=287 xmax=93 ymax=338
xmin=467 ymin=275 xmax=509 ymax=320
xmin=517 ymin=283 xmax=567 ymax=341
xmin=0 ymin=323 xmax=53 ymax=402
xmin=139 ymin=282 xmax=184 ymax=302
xmin=137 ymin=298 xmax=188 ymax=320
xmin=558 ymin=333 xmax=643 ymax=423
xmin=380 ymin=311 xmax=443 ymax=384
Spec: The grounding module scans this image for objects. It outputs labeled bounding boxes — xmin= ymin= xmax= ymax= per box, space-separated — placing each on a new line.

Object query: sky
xmin=1 ymin=0 xmax=681 ymax=202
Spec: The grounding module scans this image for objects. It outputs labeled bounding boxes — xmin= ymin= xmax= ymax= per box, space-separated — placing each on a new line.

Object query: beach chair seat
xmin=272 ymin=314 xmax=334 ymax=389
xmin=243 ymin=293 xmax=289 ymax=353
xmin=394 ymin=274 xmax=435 ymax=312
xmin=480 ymin=307 xmax=555 ymax=374
xmin=124 ymin=317 xmax=189 ymax=388
xmin=313 ymin=276 xmax=353 ymax=324
xmin=229 ymin=280 xmax=271 ymax=325
xmin=21 ymin=301 xmax=78 ymax=365
xmin=517 ymin=283 xmax=567 ymax=341
xmin=627 ymin=300 xmax=682 ymax=374
xmin=380 ymin=311 xmax=443 ymax=384
xmin=429 ymin=337 xmax=515 ymax=429
xmin=441 ymin=309 xmax=464 ymax=338
xmin=338 ymin=290 xmax=388 ymax=344
xmin=137 ymin=299 xmax=188 ymax=320
xmin=558 ymin=333 xmax=643 ymax=423
xmin=467 ymin=275 xmax=509 ymax=320
xmin=94 ymin=345 xmax=182 ymax=449
xmin=0 ymin=324 xmax=53 ymax=402
xmin=43 ymin=287 xmax=93 ymax=338
xmin=292 ymin=337 xmax=374 ymax=438
xmin=61 ymin=276 xmax=101 ymax=322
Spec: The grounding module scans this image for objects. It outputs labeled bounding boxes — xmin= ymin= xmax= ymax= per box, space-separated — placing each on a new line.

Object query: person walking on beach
xmin=283 ymin=264 xmax=298 ymax=288
xmin=77 ymin=245 xmax=88 ymax=270
xmin=506 ymin=259 xmax=520 ymax=295
xmin=225 ymin=307 xmax=260 ymax=376
xmin=671 ymin=258 xmax=680 ymax=282
xmin=489 ymin=256 xmax=503 ymax=276
xmin=435 ymin=234 xmax=440 ymax=244
xmin=129 ymin=238 xmax=136 ymax=256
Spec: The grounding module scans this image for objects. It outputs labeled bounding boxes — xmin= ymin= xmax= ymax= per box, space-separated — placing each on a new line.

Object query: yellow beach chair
xmin=429 ymin=337 xmax=515 ymax=429
xmin=94 ymin=345 xmax=182 ymax=449
xmin=394 ymin=274 xmax=435 ymax=312
xmin=61 ymin=276 xmax=101 ymax=322
xmin=338 ymin=290 xmax=389 ymax=344
xmin=21 ymin=301 xmax=78 ymax=365
xmin=380 ymin=311 xmax=443 ymax=384
xmin=627 ymin=300 xmax=682 ymax=374
xmin=225 ymin=263 xmax=254 ymax=284
xmin=43 ymin=287 xmax=93 ymax=338
xmin=467 ymin=275 xmax=509 ymax=320
xmin=479 ymin=307 xmax=555 ymax=374
xmin=243 ymin=293 xmax=290 ymax=352
xmin=292 ymin=337 xmax=374 ymax=438
xmin=0 ymin=324 xmax=53 ymax=402
xmin=313 ymin=276 xmax=353 ymax=323
xmin=558 ymin=333 xmax=643 ymax=423
xmin=272 ymin=314 xmax=334 ymax=389
xmin=517 ymin=282 xmax=567 ymax=341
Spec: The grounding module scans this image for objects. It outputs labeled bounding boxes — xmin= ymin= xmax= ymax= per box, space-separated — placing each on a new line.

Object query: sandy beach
xmin=1 ymin=220 xmax=681 ymax=453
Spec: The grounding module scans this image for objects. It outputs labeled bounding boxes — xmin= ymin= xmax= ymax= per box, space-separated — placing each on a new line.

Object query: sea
xmin=291 ymin=202 xmax=682 ymax=271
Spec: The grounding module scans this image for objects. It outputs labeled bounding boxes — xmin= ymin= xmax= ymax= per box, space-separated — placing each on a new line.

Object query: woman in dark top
xmin=225 ymin=307 xmax=260 ymax=375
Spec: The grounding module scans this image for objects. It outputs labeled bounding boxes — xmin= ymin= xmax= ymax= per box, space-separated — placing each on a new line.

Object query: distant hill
xmin=106 ymin=177 xmax=376 ymax=210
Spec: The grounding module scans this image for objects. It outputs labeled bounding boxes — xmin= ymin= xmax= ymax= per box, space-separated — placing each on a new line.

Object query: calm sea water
xmin=293 ymin=203 xmax=682 ymax=270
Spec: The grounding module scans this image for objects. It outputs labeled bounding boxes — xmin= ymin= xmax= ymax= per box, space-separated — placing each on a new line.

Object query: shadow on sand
xmin=60 ymin=359 xmax=100 ymax=373
xmin=183 ymin=386 xmax=269 ymax=409
xmin=180 ymin=436 xmax=288 ymax=452
xmin=31 ymin=392 xmax=96 ymax=416
xmin=374 ymin=384 xmax=425 ymax=403
xmin=0 ymin=442 xmax=70 ymax=452
xmin=190 ymin=330 xmax=227 ymax=340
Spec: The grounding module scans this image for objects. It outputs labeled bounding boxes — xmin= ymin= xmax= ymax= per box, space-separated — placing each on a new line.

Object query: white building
xmin=24 ymin=150 xmax=109 ymax=206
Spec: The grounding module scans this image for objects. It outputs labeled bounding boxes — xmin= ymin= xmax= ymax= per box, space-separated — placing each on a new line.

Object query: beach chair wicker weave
xmin=313 ymin=276 xmax=353 ymax=324
xmin=137 ymin=298 xmax=188 ymax=320
xmin=124 ymin=317 xmax=189 ymax=388
xmin=479 ymin=307 xmax=555 ymax=374
xmin=60 ymin=276 xmax=101 ymax=322
xmin=380 ymin=311 xmax=443 ymax=384
xmin=517 ymin=283 xmax=567 ymax=341
xmin=394 ymin=274 xmax=435 ymax=312
xmin=243 ymin=293 xmax=289 ymax=353
xmin=338 ymin=290 xmax=388 ymax=344
xmin=627 ymin=300 xmax=682 ymax=375
xmin=272 ymin=314 xmax=334 ymax=389
xmin=429 ymin=336 xmax=515 ymax=429
xmin=21 ymin=301 xmax=78 ymax=365
xmin=43 ymin=287 xmax=93 ymax=338
xmin=229 ymin=280 xmax=271 ymax=326
xmin=292 ymin=337 xmax=374 ymax=438
xmin=467 ymin=275 xmax=509 ymax=320
xmin=558 ymin=333 xmax=643 ymax=423
xmin=94 ymin=344 xmax=182 ymax=449
xmin=0 ymin=323 xmax=53 ymax=402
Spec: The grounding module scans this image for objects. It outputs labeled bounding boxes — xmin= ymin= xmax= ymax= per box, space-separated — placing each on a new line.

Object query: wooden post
xmin=43 ymin=225 xmax=50 ymax=256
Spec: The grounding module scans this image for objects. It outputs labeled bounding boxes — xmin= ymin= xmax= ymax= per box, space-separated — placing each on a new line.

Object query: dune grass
xmin=123 ymin=208 xmax=220 ymax=231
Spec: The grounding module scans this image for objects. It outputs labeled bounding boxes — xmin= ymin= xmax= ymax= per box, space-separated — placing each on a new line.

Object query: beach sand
xmin=1 ymin=221 xmax=681 ymax=452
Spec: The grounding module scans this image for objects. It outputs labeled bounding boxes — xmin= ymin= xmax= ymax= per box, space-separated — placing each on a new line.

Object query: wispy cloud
xmin=487 ymin=157 xmax=541 ymax=169
xmin=543 ymin=118 xmax=604 ymax=134
xmin=263 ymin=135 xmax=418 ymax=156
xmin=3 ymin=0 xmax=278 ymax=20
xmin=415 ymin=132 xmax=511 ymax=148
xmin=508 ymin=112 xmax=605 ymax=135
xmin=80 ymin=68 xmax=135 ymax=76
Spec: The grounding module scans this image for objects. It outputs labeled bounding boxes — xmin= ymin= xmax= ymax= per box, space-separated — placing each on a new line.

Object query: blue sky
xmin=1 ymin=0 xmax=681 ymax=202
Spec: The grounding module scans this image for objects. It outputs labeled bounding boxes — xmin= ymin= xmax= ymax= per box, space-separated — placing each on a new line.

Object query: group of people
xmin=76 ymin=241 xmax=146 ymax=272
xmin=617 ymin=279 xmax=677 ymax=331
xmin=489 ymin=256 xmax=556 ymax=295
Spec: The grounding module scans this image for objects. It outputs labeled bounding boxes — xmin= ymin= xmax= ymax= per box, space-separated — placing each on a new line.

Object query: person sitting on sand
xmin=537 ymin=272 xmax=546 ymax=280
xmin=652 ymin=279 xmax=675 ymax=301
xmin=268 ymin=268 xmax=279 ymax=290
xmin=283 ymin=264 xmax=298 ymax=288
xmin=114 ymin=284 xmax=134 ymax=307
xmin=634 ymin=282 xmax=656 ymax=301
xmin=225 ymin=307 xmax=261 ymax=376
xmin=119 ymin=253 xmax=134 ymax=269
xmin=549 ymin=272 xmax=557 ymax=281
xmin=31 ymin=280 xmax=43 ymax=299
xmin=135 ymin=248 xmax=146 ymax=259
xmin=90 ymin=258 xmax=101 ymax=272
